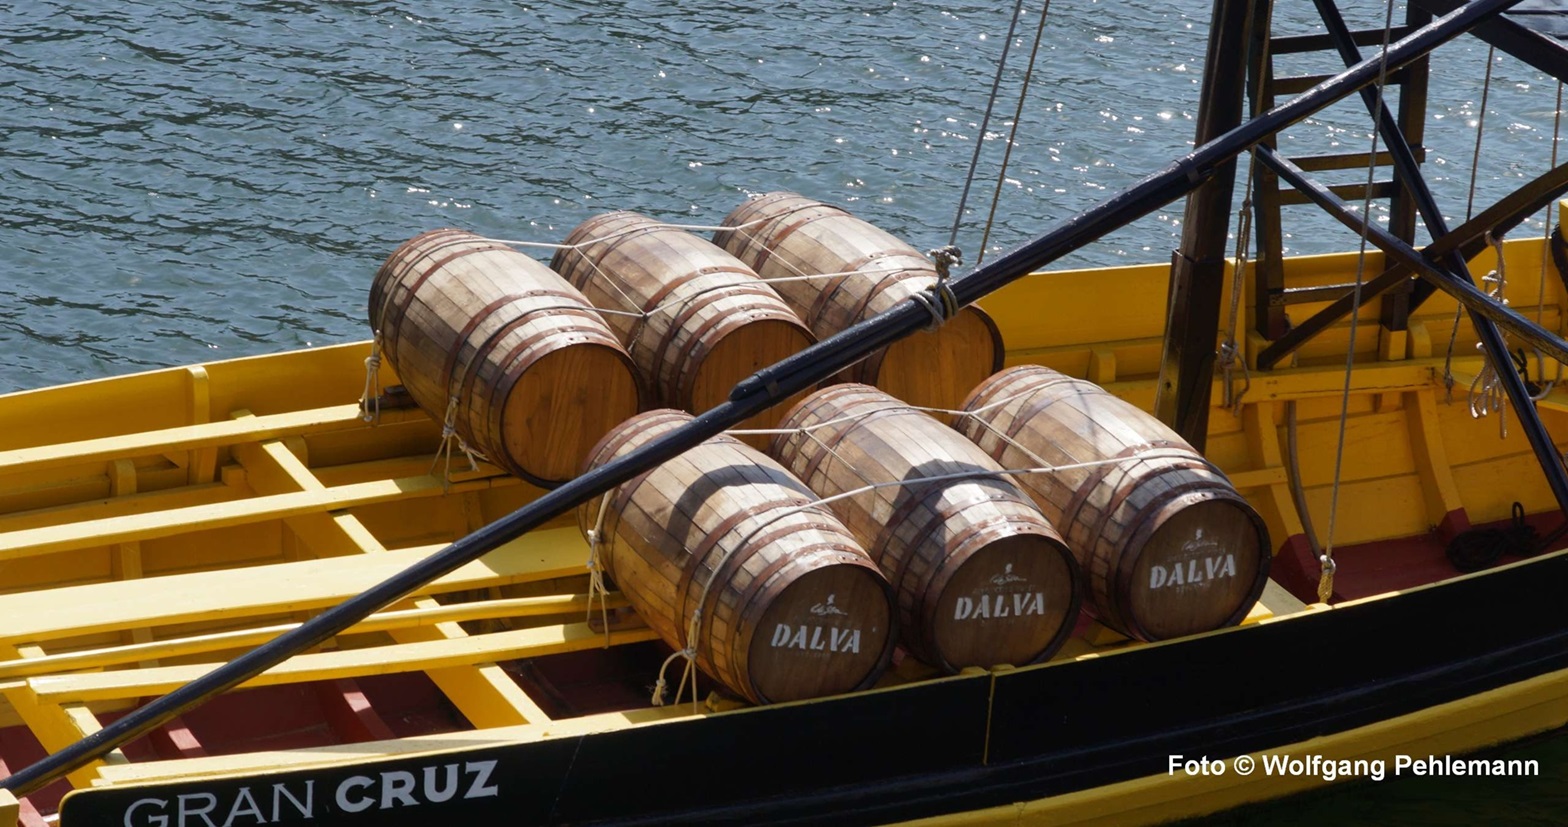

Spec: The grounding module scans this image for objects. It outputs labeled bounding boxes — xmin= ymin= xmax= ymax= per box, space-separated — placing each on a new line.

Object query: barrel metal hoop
xmin=673 ymin=494 xmax=817 ymax=636
xmin=718 ymin=197 xmax=834 ymax=280
xmin=377 ymin=233 xmax=512 ymax=358
xmin=439 ymin=290 xmax=589 ymax=402
xmin=1059 ymin=440 xmax=1190 ymax=536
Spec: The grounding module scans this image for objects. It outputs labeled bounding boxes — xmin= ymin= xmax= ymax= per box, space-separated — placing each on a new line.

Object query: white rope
xmin=359 ymin=331 xmax=383 ymax=423
xmin=429 ymin=397 xmax=484 ymax=489
xmin=1443 ymin=45 xmax=1498 ymax=402
xmin=583 ymin=491 xmax=616 ymax=646
xmin=1218 ymin=100 xmax=1265 ymax=416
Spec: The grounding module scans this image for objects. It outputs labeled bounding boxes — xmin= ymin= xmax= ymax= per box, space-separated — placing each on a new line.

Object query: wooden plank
xmin=232 ymin=427 xmax=556 ymax=726
xmin=0 ymin=643 xmax=119 ymax=790
xmin=29 ymin=623 xmax=659 ymax=704
xmin=0 ymin=527 xmax=586 ymax=644
xmin=0 ymin=404 xmax=427 ymax=479
xmin=0 ymin=472 xmax=517 ymax=562
xmin=1405 ymin=388 xmax=1467 ymax=528
xmin=0 ymin=593 xmax=630 ymax=679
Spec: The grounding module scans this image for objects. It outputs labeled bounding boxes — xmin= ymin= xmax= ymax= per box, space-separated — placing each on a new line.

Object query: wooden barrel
xmin=713 ymin=192 xmax=1004 ymax=413
xmin=955 ymin=365 xmax=1270 ymax=641
xmin=369 ymin=229 xmax=643 ymax=488
xmin=771 ymin=385 xmax=1080 ymax=672
xmin=579 ymin=409 xmax=896 ymax=704
xmin=552 ymin=212 xmax=815 ymax=443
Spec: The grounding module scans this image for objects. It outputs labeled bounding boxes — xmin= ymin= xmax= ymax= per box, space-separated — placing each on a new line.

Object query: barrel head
xmin=502 ymin=342 xmax=642 ymax=487
xmin=747 ymin=563 xmax=894 ymax=704
xmin=872 ymin=305 xmax=1004 ymax=416
xmin=929 ymin=533 xmax=1079 ymax=670
xmin=1124 ymin=495 xmax=1269 ymax=640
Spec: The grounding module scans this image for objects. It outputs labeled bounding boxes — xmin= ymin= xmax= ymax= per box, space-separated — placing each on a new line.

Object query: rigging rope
xmin=1528 ymin=80 xmax=1566 ymax=401
xmin=947 ymin=0 xmax=1029 ymax=250
xmin=1319 ymin=0 xmax=1401 ymax=605
xmin=1442 ymin=45 xmax=1498 ymax=401
xmin=977 ymin=0 xmax=1054 ymax=267
xmin=1467 ymin=233 xmax=1511 ymax=436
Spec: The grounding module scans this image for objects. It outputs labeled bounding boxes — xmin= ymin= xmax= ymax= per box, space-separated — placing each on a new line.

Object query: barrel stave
xmin=552 ymin=212 xmax=814 ymax=442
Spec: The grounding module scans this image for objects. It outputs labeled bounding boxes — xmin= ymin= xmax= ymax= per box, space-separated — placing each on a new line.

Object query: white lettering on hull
xmin=121 ymin=760 xmax=498 ymax=826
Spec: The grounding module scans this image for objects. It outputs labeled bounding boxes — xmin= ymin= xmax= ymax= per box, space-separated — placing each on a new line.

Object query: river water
xmin=3 ymin=0 xmax=1567 ymax=820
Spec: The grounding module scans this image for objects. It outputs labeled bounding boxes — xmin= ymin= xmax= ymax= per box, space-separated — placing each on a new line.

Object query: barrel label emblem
xmin=1148 ymin=530 xmax=1237 ymax=590
xmin=990 ymin=563 xmax=1028 ymax=587
xmin=771 ymin=623 xmax=863 ymax=653
xmin=953 ymin=592 xmax=1047 ymax=620
xmin=810 ymin=594 xmax=848 ymax=617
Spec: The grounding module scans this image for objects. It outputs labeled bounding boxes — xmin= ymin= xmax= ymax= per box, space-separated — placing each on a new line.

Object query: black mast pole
xmin=1155 ymin=0 xmax=1260 ymax=450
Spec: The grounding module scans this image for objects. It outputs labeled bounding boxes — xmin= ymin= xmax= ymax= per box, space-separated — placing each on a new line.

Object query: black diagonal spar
xmin=1254 ymin=146 xmax=1568 ymax=514
xmin=0 ymin=0 xmax=1528 ymax=797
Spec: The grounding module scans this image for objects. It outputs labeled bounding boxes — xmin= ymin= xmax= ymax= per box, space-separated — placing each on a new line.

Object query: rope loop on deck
xmin=430 ymin=397 xmax=483 ymax=489
xmin=584 ymin=493 xmax=616 ymax=643
xmin=652 ymin=610 xmax=701 ymax=710
xmin=359 ymin=331 xmax=383 ymax=424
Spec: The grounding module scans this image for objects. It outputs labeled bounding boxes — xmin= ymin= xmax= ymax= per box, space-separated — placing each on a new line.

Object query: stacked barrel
xmin=367 ymin=195 xmax=1269 ymax=707
xmin=956 ymin=366 xmax=1270 ymax=641
xmin=715 ymin=191 xmax=1005 ymax=414
xmin=369 ymin=229 xmax=643 ymax=488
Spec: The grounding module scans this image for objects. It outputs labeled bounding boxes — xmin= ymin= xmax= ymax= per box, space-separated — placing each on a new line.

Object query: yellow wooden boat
xmin=6 ymin=0 xmax=1568 ymax=824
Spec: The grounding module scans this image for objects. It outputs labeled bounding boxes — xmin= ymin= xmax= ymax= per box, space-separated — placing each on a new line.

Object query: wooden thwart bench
xmin=0 ymin=527 xmax=590 ymax=646
xmin=27 ymin=622 xmax=658 ymax=704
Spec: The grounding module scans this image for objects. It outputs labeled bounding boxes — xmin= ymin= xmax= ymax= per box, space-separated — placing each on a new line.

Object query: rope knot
xmin=915 ymin=246 xmax=962 ymax=333
xmin=1316 ymin=553 xmax=1337 ymax=604
xmin=430 ymin=397 xmax=484 ymax=487
xmin=1217 ymin=339 xmax=1250 ymax=413
xmin=927 ymin=245 xmax=963 ymax=279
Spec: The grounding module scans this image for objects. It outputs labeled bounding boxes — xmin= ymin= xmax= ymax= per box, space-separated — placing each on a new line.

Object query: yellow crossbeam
xmin=0 ymin=471 xmax=517 ymax=562
xmin=29 ymin=623 xmax=659 ymax=704
xmin=0 ymin=405 xmax=428 ymax=478
xmin=0 ymin=592 xmax=629 ymax=679
xmin=0 ymin=527 xmax=586 ymax=644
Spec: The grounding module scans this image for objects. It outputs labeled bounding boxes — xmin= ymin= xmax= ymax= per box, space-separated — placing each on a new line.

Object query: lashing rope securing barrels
xmin=917 ymin=245 xmax=964 ymax=331
xmin=430 ymin=396 xmax=485 ymax=489
xmin=359 ymin=331 xmax=383 ymax=424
